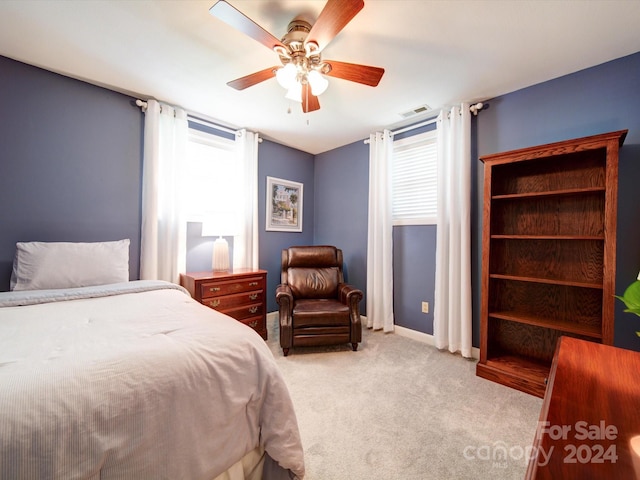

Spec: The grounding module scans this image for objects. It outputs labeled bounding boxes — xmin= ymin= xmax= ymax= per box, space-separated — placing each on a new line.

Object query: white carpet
xmin=266 ymin=318 xmax=543 ymax=480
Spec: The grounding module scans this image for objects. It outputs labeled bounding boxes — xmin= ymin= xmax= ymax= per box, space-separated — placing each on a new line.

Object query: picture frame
xmin=266 ymin=176 xmax=303 ymax=232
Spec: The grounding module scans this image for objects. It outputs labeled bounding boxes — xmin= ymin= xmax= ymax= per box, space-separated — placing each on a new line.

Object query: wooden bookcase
xmin=476 ymin=130 xmax=627 ymax=398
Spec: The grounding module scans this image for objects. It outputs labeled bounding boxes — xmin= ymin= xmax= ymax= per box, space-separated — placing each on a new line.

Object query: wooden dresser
xmin=526 ymin=336 xmax=640 ymax=479
xmin=180 ymin=269 xmax=268 ymax=340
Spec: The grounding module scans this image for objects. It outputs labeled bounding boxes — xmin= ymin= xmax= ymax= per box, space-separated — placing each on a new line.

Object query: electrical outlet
xmin=421 ymin=301 xmax=429 ymax=314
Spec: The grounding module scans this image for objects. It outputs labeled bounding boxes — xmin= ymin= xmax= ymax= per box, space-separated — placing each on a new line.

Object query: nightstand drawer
xmin=239 ymin=315 xmax=266 ymax=335
xmin=203 ymin=290 xmax=264 ymax=310
xmin=200 ymin=276 xmax=265 ymax=299
xmin=221 ymin=302 xmax=264 ymax=321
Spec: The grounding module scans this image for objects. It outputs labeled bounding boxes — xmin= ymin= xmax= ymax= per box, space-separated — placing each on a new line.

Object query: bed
xmin=0 ymin=240 xmax=305 ymax=479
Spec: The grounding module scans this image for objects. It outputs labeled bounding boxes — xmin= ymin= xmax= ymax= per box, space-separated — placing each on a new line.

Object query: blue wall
xmin=0 ymin=56 xmax=143 ymax=291
xmin=309 ymin=53 xmax=640 ymax=351
xmin=312 ymin=124 xmax=441 ymax=334
xmin=258 ymin=140 xmax=315 ymax=312
xmin=0 ymin=56 xmax=316 ymax=313
xmin=393 ymin=225 xmax=437 ymax=333
xmin=475 ymin=51 xmax=640 ymax=351
xmin=314 ymin=141 xmax=369 ymax=311
xmin=2 ymin=50 xmax=639 ymax=352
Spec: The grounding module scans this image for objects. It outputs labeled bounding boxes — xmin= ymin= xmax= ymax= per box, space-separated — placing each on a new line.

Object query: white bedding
xmin=0 ymin=281 xmax=305 ymax=479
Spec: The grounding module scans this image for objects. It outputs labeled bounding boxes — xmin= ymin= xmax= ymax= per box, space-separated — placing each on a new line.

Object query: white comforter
xmin=0 ymin=281 xmax=304 ymax=479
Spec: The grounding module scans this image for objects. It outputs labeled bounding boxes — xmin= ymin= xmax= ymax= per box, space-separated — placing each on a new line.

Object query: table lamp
xmin=201 ymin=213 xmax=237 ymax=272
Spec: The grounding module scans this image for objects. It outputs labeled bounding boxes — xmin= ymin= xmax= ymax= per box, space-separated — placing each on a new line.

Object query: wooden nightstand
xmin=526 ymin=336 xmax=640 ymax=479
xmin=180 ymin=269 xmax=268 ymax=340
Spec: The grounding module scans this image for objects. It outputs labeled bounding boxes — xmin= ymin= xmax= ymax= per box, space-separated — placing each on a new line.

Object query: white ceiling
xmin=1 ymin=0 xmax=639 ymax=155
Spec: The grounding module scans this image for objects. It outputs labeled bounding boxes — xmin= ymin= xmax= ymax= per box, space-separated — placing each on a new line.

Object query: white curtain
xmin=140 ymin=99 xmax=188 ymax=283
xmin=366 ymin=130 xmax=395 ymax=332
xmin=233 ymin=129 xmax=259 ymax=269
xmin=434 ymin=104 xmax=473 ymax=357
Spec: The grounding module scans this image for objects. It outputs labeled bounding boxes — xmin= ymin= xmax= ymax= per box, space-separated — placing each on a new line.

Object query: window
xmin=183 ymin=127 xmax=238 ymax=222
xmin=392 ymin=129 xmax=437 ymax=225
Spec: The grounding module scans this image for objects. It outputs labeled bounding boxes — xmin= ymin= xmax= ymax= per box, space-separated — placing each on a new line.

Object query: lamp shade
xmin=201 ymin=212 xmax=238 ymax=237
xmin=308 ymin=70 xmax=329 ymax=96
xmin=276 ymin=63 xmax=297 ymax=89
xmin=285 ymin=81 xmax=302 ymax=102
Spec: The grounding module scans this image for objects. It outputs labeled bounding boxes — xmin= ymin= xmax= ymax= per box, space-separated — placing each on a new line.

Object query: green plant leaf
xmin=615 ymin=280 xmax=640 ymax=316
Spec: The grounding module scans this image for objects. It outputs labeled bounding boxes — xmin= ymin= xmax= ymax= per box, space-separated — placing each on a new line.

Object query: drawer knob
xmin=209 ymin=300 xmax=221 ymax=308
xmin=209 ymin=287 xmax=221 ymax=292
xmin=249 ymin=293 xmax=258 ymax=300
xmin=249 ymin=281 xmax=258 ymax=287
xmin=249 ymin=320 xmax=258 ymax=328
xmin=249 ymin=306 xmax=258 ymax=314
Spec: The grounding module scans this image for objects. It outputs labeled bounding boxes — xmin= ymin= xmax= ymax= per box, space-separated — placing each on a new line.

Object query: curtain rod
xmin=187 ymin=115 xmax=237 ymax=136
xmin=135 ymin=99 xmax=252 ymax=139
xmin=392 ymin=103 xmax=484 ymax=135
xmin=362 ymin=117 xmax=436 ymax=145
xmin=363 ymin=102 xmax=484 ymax=144
xmin=392 ymin=116 xmax=438 ymax=136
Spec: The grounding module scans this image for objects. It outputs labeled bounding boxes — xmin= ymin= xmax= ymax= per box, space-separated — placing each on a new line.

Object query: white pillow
xmin=10 ymin=239 xmax=130 ymax=291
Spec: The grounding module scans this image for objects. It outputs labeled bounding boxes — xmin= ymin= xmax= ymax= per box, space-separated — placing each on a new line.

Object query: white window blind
xmin=392 ymin=129 xmax=437 ymax=225
xmin=183 ymin=128 xmax=238 ymax=222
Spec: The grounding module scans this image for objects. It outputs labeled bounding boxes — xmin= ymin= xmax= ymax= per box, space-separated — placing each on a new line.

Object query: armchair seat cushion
xmin=292 ymin=299 xmax=350 ymax=327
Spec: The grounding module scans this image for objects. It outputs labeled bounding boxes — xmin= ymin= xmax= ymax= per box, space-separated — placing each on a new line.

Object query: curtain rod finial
xmin=470 ymin=102 xmax=484 ymax=115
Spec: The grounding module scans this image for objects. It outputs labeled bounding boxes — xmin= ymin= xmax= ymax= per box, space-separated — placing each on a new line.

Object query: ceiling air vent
xmin=399 ymin=105 xmax=431 ymax=119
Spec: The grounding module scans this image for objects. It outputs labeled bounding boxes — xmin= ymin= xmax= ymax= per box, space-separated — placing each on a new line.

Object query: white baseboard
xmin=392 ymin=323 xmax=436 ymax=345
xmin=393 ymin=324 xmax=480 ymax=359
xmin=268 ymin=312 xmax=479 ymax=359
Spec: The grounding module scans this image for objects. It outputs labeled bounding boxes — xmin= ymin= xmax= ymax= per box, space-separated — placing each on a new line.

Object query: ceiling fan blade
xmin=227 ymin=66 xmax=278 ymax=90
xmin=306 ymin=0 xmax=364 ymax=51
xmin=302 ymin=83 xmax=321 ymax=113
xmin=209 ymin=0 xmax=284 ymax=51
xmin=324 ymin=60 xmax=385 ymax=87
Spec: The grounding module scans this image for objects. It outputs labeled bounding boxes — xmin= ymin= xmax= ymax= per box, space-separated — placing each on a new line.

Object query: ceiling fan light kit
xmin=285 ymin=81 xmax=302 ymax=103
xmin=209 ymin=0 xmax=384 ymax=113
xmin=275 ymin=61 xmax=328 ymax=99
xmin=276 ymin=63 xmax=297 ymax=89
xmin=307 ymin=70 xmax=329 ymax=96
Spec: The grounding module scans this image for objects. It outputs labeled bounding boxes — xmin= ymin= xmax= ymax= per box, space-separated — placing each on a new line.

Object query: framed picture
xmin=266 ymin=176 xmax=303 ymax=232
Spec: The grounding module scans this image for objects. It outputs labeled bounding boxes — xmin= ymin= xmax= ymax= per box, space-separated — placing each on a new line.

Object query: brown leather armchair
xmin=276 ymin=245 xmax=363 ymax=356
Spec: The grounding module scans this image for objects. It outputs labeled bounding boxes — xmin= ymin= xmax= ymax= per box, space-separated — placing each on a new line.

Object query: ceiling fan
xmin=209 ymin=0 xmax=385 ymax=113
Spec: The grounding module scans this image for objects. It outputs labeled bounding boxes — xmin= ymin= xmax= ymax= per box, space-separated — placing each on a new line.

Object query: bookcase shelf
xmin=489 ymin=273 xmax=603 ymax=289
xmin=488 ymin=311 xmax=603 ymax=339
xmin=492 ymin=186 xmax=605 ymax=201
xmin=491 ymin=235 xmax=604 ymax=240
xmin=476 ymin=130 xmax=627 ymax=398
xmin=479 ymin=354 xmax=549 ymax=397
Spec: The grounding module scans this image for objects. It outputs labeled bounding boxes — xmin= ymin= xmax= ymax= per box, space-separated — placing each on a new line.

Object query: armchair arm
xmin=338 ymin=283 xmax=364 ymax=308
xmin=338 ymin=283 xmax=363 ymax=344
xmin=276 ymin=283 xmax=293 ymax=310
xmin=276 ymin=284 xmax=294 ymax=350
